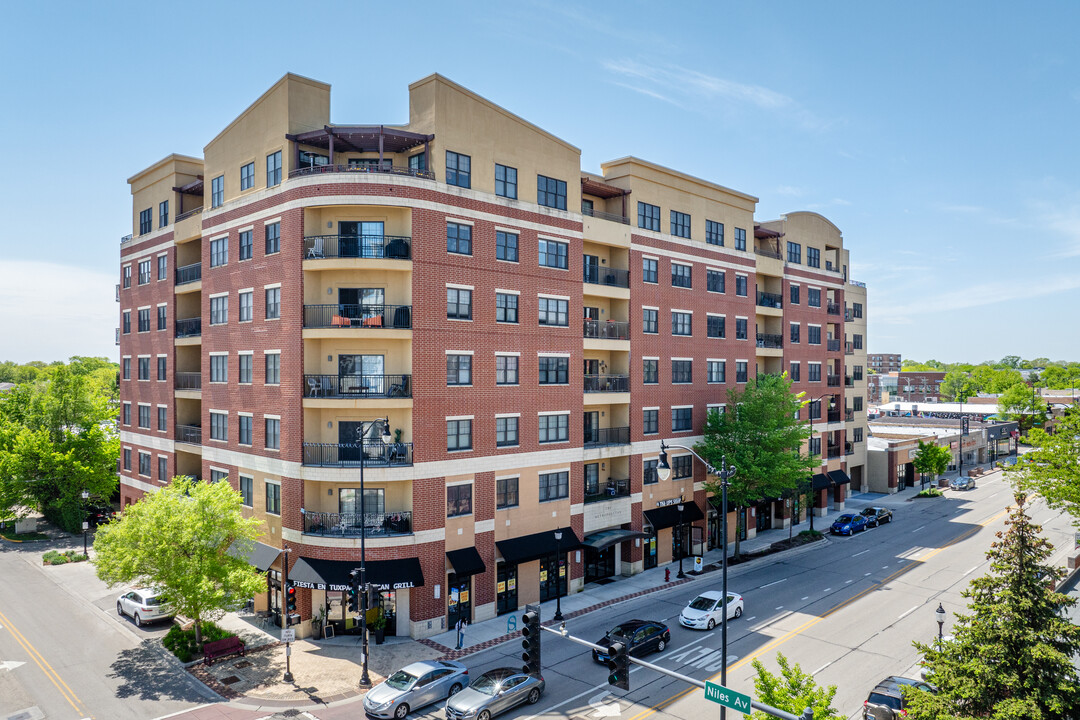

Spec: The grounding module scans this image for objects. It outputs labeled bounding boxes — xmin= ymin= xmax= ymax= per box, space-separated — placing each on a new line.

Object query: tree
xmin=939 ymin=370 xmax=977 ymax=402
xmin=999 ymin=355 xmax=1021 ymax=369
xmin=696 ymin=373 xmax=815 ymax=558
xmin=1006 ymin=405 xmax=1080 ymax=526
xmin=93 ymin=476 xmax=267 ymax=645
xmin=750 ymin=653 xmax=844 ymax=720
xmin=911 ymin=440 xmax=951 ymax=487
xmin=997 ymin=383 xmax=1046 ymax=435
xmin=905 ymin=494 xmax=1080 ymax=720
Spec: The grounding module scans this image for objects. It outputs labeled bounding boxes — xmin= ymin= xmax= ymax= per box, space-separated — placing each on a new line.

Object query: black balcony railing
xmin=755 ymin=246 xmax=782 ymax=260
xmin=845 ymin=342 xmax=855 ymax=355
xmin=114 ymin=328 xmax=120 ymax=346
xmin=584 ymin=374 xmax=630 ymax=393
xmin=756 ymin=291 xmax=783 ymax=309
xmin=303 ymin=510 xmax=412 ymax=537
xmin=302 ymin=234 xmax=412 ymax=260
xmin=176 ymin=263 xmax=201 ymax=285
xmin=176 ymin=317 xmax=201 ymax=338
xmin=583 ymin=319 xmax=630 ymax=340
xmin=583 ymin=426 xmax=631 ymax=448
xmin=120 ymin=233 xmax=133 ymax=245
xmin=583 ymin=266 xmax=630 ymax=288
xmin=827 ymin=410 xmax=842 ymax=423
xmin=845 ymin=409 xmax=855 ymax=422
xmin=826 ymin=302 xmax=841 ymax=315
xmin=827 ymin=446 xmax=842 ymax=459
xmin=302 ymin=441 xmax=413 ymax=467
xmin=827 ymin=339 xmax=841 ymax=352
xmin=303 ymin=374 xmax=411 ymax=398
xmin=845 ymin=442 xmax=855 ymax=455
xmin=827 ymin=374 xmax=841 ymax=387
xmin=845 ymin=376 xmax=854 ymax=387
xmin=303 ymin=304 xmax=412 ymax=330
xmin=756 ymin=333 xmax=783 ymax=349
xmin=175 ymin=372 xmax=201 ymax=390
xmin=289 ymin=164 xmax=435 ymax=181
xmin=584 ymin=478 xmax=631 ymax=504
xmin=582 ymin=205 xmax=630 ymax=225
xmin=176 ymin=424 xmax=202 ymax=445
xmin=175 ymin=207 xmax=203 ymax=222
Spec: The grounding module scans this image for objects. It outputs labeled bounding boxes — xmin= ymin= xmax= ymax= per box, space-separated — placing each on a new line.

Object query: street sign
xmin=280 ymin=628 xmax=295 ymax=643
xmin=704 ymin=681 xmax=752 ymax=715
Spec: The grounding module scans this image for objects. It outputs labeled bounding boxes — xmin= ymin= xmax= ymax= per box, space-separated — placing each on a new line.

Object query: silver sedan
xmin=445 ymin=668 xmax=545 ymax=720
xmin=362 ymin=660 xmax=469 ymax=719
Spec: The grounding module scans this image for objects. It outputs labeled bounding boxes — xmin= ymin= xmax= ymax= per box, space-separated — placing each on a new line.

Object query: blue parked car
xmin=830 ymin=512 xmax=868 ymax=536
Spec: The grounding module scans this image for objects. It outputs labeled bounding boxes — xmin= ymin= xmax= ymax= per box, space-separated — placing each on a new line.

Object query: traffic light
xmin=521 ymin=610 xmax=541 ymax=676
xmin=347 ymin=577 xmax=360 ymax=613
xmin=285 ymin=584 xmax=297 ymax=625
xmin=606 ymin=640 xmax=629 ymax=690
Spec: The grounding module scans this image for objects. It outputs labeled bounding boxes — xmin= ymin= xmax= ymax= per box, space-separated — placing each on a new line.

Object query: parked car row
xmin=831 ymin=506 xmax=894 ymax=536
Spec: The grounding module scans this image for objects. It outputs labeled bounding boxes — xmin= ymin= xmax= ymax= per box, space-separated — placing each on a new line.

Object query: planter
xmin=374 ymin=626 xmax=385 ymax=644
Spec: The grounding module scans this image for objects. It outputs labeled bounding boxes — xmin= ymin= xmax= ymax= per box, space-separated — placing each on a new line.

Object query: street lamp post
xmin=806 ymin=394 xmax=831 ymax=532
xmin=935 ymin=602 xmax=946 ymax=640
xmin=675 ymin=504 xmax=686 ymax=579
xmin=553 ymin=529 xmax=564 ymax=622
xmin=658 ymin=441 xmax=735 ymax=720
xmin=358 ymin=418 xmax=392 ymax=689
xmin=81 ymin=490 xmax=89 ymax=556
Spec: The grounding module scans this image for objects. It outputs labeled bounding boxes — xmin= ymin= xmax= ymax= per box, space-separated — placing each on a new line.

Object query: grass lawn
xmin=0 ymin=526 xmax=50 ymax=542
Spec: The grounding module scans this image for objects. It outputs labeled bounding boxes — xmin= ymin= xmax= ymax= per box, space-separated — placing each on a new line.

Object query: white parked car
xmin=116 ymin=588 xmax=172 ymax=627
xmin=679 ymin=590 xmax=743 ymax=630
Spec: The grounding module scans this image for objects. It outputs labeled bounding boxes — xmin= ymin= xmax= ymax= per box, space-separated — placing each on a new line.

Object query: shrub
xmin=916 ymin=488 xmax=944 ymax=498
xmin=162 ymin=622 xmax=233 ymax=663
xmin=42 ymin=550 xmax=88 ymax=565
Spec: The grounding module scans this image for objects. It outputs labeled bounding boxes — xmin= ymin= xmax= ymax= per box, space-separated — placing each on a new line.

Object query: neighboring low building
xmin=867 ymin=353 xmax=901 ymax=374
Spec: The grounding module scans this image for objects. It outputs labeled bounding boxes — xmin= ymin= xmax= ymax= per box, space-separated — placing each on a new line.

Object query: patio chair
xmin=306 ymin=236 xmax=325 ymax=259
xmin=307 ymin=377 xmax=324 ymax=397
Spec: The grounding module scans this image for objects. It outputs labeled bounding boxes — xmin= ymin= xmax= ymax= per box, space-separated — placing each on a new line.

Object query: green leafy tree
xmin=750 ymin=653 xmax=844 ymax=720
xmin=696 ymin=373 xmax=814 ymax=558
xmin=939 ymin=370 xmax=977 ymax=402
xmin=999 ymin=355 xmax=1021 ymax=369
xmin=905 ymin=494 xmax=1080 ymax=720
xmin=997 ymin=383 xmax=1046 ymax=435
xmin=911 ymin=440 xmax=951 ymax=486
xmin=93 ymin=476 xmax=266 ymax=645
xmin=1006 ymin=406 xmax=1080 ymax=525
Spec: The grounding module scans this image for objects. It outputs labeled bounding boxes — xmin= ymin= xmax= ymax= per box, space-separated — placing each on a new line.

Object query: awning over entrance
xmin=582 ymin=529 xmax=649 ymax=551
xmin=495 ymin=526 xmax=582 ymax=566
xmin=811 ymin=473 xmax=832 ymax=490
xmin=828 ymin=470 xmax=851 ymax=486
xmin=446 ymin=547 xmax=486 ymax=576
xmin=289 ymin=556 xmax=424 ymax=592
xmin=227 ymin=540 xmax=281 ymax=572
xmin=643 ymin=502 xmax=705 ymax=531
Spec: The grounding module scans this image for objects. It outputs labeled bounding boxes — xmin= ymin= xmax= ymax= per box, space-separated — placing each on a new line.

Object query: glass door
xmin=339 ymin=221 xmax=360 ymax=258
xmin=584 ymin=546 xmax=615 ymax=583
xmin=583 ymin=254 xmax=599 ymax=283
xmin=538 ymin=553 xmax=567 ymax=602
xmin=339 ymin=354 xmax=384 ymax=395
xmin=447 ymin=573 xmax=471 ymax=627
xmin=496 ymin=564 xmax=518 ymax=616
xmin=644 ymin=531 xmax=657 ymax=569
xmin=339 ymin=287 xmax=385 ymax=324
xmin=584 ymin=463 xmax=600 ymax=497
xmin=584 ymin=411 xmax=599 ymax=445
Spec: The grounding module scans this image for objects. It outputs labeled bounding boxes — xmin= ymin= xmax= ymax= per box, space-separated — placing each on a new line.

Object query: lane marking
xmin=801 ymin=597 xmax=809 ymax=601
xmin=962 ymin=565 xmax=980 ymax=577
xmin=775 ymin=606 xmax=784 ymax=610
xmin=744 ymin=616 xmax=756 ymax=622
xmin=852 ymin=549 xmax=870 ymax=557
xmin=760 ymin=578 xmax=787 ymax=588
xmin=882 ymin=566 xmax=890 ymax=569
xmin=0 ymin=607 xmax=93 ymax=717
xmin=912 ymin=525 xmax=926 ymax=533
xmin=898 ymin=605 xmax=919 ymax=620
xmin=865 ymin=572 xmax=872 ymax=576
xmin=823 ymin=588 xmax=832 ymax=592
xmin=811 ymin=661 xmax=833 ymax=676
xmin=844 ymin=579 xmax=853 ymax=584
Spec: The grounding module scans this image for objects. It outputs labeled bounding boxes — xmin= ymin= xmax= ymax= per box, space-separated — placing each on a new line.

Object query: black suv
xmin=860 ymin=506 xmax=893 ymax=528
xmin=863 ymin=676 xmax=934 ymax=719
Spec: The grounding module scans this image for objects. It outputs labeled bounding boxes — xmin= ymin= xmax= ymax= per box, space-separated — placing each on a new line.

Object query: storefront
xmin=446 ymin=547 xmax=485 ymax=628
xmin=581 ymin=529 xmax=648 ymax=583
xmin=495 ymin=526 xmax=582 ymax=608
xmin=643 ymin=531 xmax=657 ymax=569
xmin=643 ymin=500 xmax=705 ymax=564
xmin=227 ymin=540 xmax=282 ymax=616
xmin=496 ymin=562 xmax=517 ymax=616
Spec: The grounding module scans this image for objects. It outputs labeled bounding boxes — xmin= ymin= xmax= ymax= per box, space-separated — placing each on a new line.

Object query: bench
xmin=203 ymin=636 xmax=246 ymax=666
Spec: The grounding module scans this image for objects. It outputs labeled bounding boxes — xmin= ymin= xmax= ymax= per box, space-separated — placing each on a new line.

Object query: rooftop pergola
xmin=286 ymin=125 xmax=434 ymax=168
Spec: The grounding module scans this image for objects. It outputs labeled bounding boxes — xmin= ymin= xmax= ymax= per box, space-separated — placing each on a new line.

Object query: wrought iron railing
xmin=583 ymin=266 xmax=630 ymax=288
xmin=827 ymin=374 xmax=841 ymax=387
xmin=845 ymin=343 xmax=855 ymax=355
xmin=175 ymin=372 xmax=201 ymax=390
xmin=755 ymin=246 xmax=782 ymax=260
xmin=303 ymin=510 xmax=413 ymax=537
xmin=845 ymin=442 xmax=855 ymax=455
xmin=302 ymin=304 xmax=412 ymax=329
xmin=845 ymin=409 xmax=855 ymax=422
xmin=827 ymin=410 xmax=842 ymax=423
xmin=302 ymin=442 xmax=413 ymax=467
xmin=827 ymin=339 xmax=841 ymax=352
xmin=584 ymin=478 xmax=631 ymax=504
xmin=582 ymin=206 xmax=630 ymax=224
xmin=303 ymin=374 xmax=411 ymax=399
xmin=584 ymin=374 xmax=630 ymax=393
xmin=175 ymin=318 xmax=201 ymax=338
xmin=176 ymin=425 xmax=202 ymax=444
xmin=114 ymin=328 xmax=119 ymax=346
xmin=845 ymin=376 xmax=854 ymax=387
xmin=583 ymin=426 xmax=631 ymax=448
xmin=849 ymin=279 xmax=867 ymax=288
xmin=175 ymin=207 xmax=203 ymax=222
xmin=583 ymin=319 xmax=630 ymax=340
xmin=756 ymin=291 xmax=783 ymax=309
xmin=289 ymin=164 xmax=435 ymax=181
xmin=176 ymin=263 xmax=201 ymax=285
xmin=120 ymin=233 xmax=133 ymax=245
xmin=756 ymin=333 xmax=783 ymax=349
xmin=827 ymin=445 xmax=842 ymax=459
xmin=302 ymin=234 xmax=412 ymax=260
xmin=827 ymin=302 xmax=841 ymax=315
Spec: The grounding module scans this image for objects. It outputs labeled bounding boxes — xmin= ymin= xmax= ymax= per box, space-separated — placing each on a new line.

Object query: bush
xmin=162 ymin=622 xmax=234 ymax=663
xmin=916 ymin=488 xmax=944 ymax=498
xmin=42 ymin=550 xmax=88 ymax=565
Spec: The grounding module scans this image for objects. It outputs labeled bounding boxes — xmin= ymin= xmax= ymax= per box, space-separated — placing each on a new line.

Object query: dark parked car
xmin=592 ymin=620 xmax=670 ymax=662
xmin=87 ymin=505 xmax=117 ymax=527
xmin=950 ymin=476 xmax=976 ymax=491
xmin=860 ymin=506 xmax=893 ymax=528
xmin=830 ymin=513 xmax=868 ymax=536
xmin=863 ymin=676 xmax=935 ymax=719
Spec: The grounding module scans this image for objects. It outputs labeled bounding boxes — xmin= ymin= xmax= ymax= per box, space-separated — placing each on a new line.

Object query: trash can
xmin=693 ymin=557 xmax=703 ymax=573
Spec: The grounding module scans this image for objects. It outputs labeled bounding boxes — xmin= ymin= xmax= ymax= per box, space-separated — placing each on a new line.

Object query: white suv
xmin=116 ymin=588 xmax=172 ymax=627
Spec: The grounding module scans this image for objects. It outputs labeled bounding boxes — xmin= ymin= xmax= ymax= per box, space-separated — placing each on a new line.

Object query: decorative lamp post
xmin=935 ymin=602 xmax=946 ymax=641
xmin=81 ymin=490 xmax=90 ymax=556
xmin=358 ymin=418 xmax=392 ymax=689
xmin=553 ymin=529 xmax=564 ymax=621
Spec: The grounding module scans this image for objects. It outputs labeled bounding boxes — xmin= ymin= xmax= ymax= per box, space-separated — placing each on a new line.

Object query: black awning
xmin=643 ymin=501 xmax=705 ymax=531
xmin=496 ymin=526 xmax=582 ymax=566
xmin=290 ymin=556 xmax=424 ymax=592
xmin=811 ymin=473 xmax=832 ymax=490
xmin=582 ymin=529 xmax=649 ymax=551
xmin=447 ymin=547 xmax=486 ymax=577
xmin=828 ymin=470 xmax=851 ymax=486
xmin=227 ymin=540 xmax=281 ymax=572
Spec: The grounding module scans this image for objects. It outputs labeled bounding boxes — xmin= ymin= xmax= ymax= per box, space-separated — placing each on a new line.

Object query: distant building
xmin=867 ymin=353 xmax=901 ymax=374
xmin=867 ymin=370 xmax=945 ymax=404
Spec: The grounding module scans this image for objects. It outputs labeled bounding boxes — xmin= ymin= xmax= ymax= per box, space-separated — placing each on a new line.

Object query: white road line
xmin=760 ymin=578 xmax=788 ymax=588
xmin=898 ymin=604 xmax=920 ymax=620
xmin=852 ymin=549 xmax=870 ymax=557
xmin=823 ymin=588 xmax=832 ymax=592
xmin=912 ymin=525 xmax=926 ymax=533
xmin=775 ymin=606 xmax=784 ymax=610
xmin=845 ymin=579 xmax=854 ymax=584
xmin=882 ymin=565 xmax=889 ymax=569
xmin=811 ymin=661 xmax=833 ymax=676
xmin=864 ymin=572 xmax=872 ymax=576
xmin=801 ymin=596 xmax=809 ymax=601
xmin=744 ymin=616 xmax=756 ymax=622
xmin=962 ymin=564 xmax=980 ymax=577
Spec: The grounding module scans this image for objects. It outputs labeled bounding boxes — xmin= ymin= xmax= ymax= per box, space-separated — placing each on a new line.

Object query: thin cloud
xmin=775 ymin=185 xmax=805 ymax=197
xmin=874 ymin=274 xmax=1080 ymax=323
xmin=609 ymin=81 xmax=684 ymax=109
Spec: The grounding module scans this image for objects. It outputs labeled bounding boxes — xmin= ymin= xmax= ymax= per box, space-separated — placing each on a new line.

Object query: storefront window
xmin=644 ymin=531 xmax=657 ymax=569
xmin=448 ymin=573 xmax=471 ymax=628
xmin=497 ymin=564 xmax=518 ymax=616
xmin=538 ymin=553 xmax=567 ymax=602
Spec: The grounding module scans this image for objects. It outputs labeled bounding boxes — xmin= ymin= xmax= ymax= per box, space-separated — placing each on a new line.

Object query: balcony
xmin=756 ymin=333 xmax=783 ymax=349
xmin=583 ymin=426 xmax=630 ymax=448
xmin=114 ymin=328 xmax=120 ymax=346
xmin=302 ymin=441 xmax=413 ymax=468
xmin=584 ymin=478 xmax=631 ymax=504
xmin=583 ymin=319 xmax=630 ymax=341
xmin=175 ymin=206 xmax=203 ymax=222
xmin=583 ymin=265 xmax=630 ymax=288
xmin=845 ymin=375 xmax=854 ymax=387
xmin=756 ymin=291 xmax=783 ymax=309
xmin=827 ymin=302 xmax=841 ymax=315
xmin=176 ymin=424 xmax=202 ymax=445
xmin=582 ymin=205 xmax=629 ymax=225
xmin=302 ymin=234 xmax=412 ymax=261
xmin=115 ymin=284 xmax=120 ymax=302
xmin=845 ymin=442 xmax=855 ymax=455
xmin=755 ymin=247 xmax=782 ymax=260
xmin=120 ymin=233 xmax=133 ymax=245
xmin=827 ymin=444 xmax=842 ymax=459
xmin=827 ymin=374 xmax=841 ymax=387
xmin=827 ymin=339 xmax=841 ymax=352
xmin=289 ymin=164 xmax=435 ymax=181
xmin=845 ymin=342 xmax=855 ymax=356
xmin=304 ymin=374 xmax=411 ymax=399
xmin=302 ymin=510 xmax=412 ymax=537
xmin=845 ymin=409 xmax=855 ymax=422
xmin=827 ymin=410 xmax=842 ymax=423
xmin=176 ymin=263 xmax=202 ymax=285
xmin=303 ymin=304 xmax=411 ymax=330
xmin=584 ymin=374 xmax=630 ymax=393
xmin=175 ymin=372 xmax=201 ymax=390
xmin=176 ymin=318 xmax=201 ymax=338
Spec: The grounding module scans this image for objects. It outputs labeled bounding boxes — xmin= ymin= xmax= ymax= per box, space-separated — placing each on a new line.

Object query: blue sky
xmin=2 ymin=1 xmax=1078 ymax=364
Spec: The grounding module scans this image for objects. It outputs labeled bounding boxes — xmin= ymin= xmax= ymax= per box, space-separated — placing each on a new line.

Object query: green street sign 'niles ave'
xmin=704 ymin=681 xmax=752 ymax=715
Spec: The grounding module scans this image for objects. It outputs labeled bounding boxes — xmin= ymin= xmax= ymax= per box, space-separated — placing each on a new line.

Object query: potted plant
xmin=371 ymin=612 xmax=387 ymax=644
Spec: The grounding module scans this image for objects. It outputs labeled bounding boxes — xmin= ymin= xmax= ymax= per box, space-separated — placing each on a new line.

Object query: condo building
xmin=117 ymin=73 xmax=868 ymax=640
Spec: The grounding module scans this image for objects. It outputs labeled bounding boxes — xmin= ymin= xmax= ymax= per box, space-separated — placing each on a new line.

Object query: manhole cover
xmin=234 ymin=660 xmax=252 ymax=669
xmin=220 ymin=675 xmax=242 ymax=685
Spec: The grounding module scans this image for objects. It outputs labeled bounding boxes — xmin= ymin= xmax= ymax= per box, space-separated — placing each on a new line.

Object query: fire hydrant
xmin=665 ymin=568 xmax=671 ymax=583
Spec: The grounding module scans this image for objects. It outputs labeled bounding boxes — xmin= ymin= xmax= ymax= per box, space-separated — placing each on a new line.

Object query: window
xmin=139 ymin=452 xmax=151 ymax=477
xmin=736 ymin=361 xmax=748 ymax=383
xmin=447 ymin=222 xmax=472 ymax=255
xmin=787 ymin=241 xmax=802 ymax=263
xmin=159 ymin=456 xmax=168 ymax=481
xmin=139 ymin=208 xmax=152 ymax=235
xmin=408 ymin=153 xmax=426 ymax=173
xmin=156 ymin=255 xmax=167 ymax=281
xmin=642 ymin=257 xmax=658 ymax=283
xmin=156 ymin=305 xmax=167 ymax=331
xmin=122 ymin=265 xmax=131 ymax=289
xmin=157 ymin=406 xmax=166 ymax=431
xmin=539 ymin=414 xmax=569 ymax=443
xmin=538 ymin=238 xmax=568 ymax=269
xmin=854 ymin=427 xmax=864 ymax=443
xmin=447 ymin=287 xmax=472 ymax=320
xmin=158 ymin=200 xmax=169 ymax=228
xmin=209 ymin=236 xmax=228 ymax=267
xmin=496 ymin=355 xmax=519 ymax=385
xmin=672 ymin=360 xmax=692 ymax=384
xmin=239 ymin=476 xmax=253 ymax=506
xmin=735 ymin=275 xmax=748 ymax=297
xmin=238 ymin=291 xmax=252 ymax=322
xmin=447 ymin=419 xmax=472 ymax=451
xmin=137 ymin=357 xmax=150 ymax=380
xmin=210 ymin=411 xmax=227 ymax=441
xmin=265 ymin=417 xmax=280 ymax=449
xmin=672 ymin=407 xmax=692 ymax=431
xmin=238 ymin=354 xmax=252 ymax=384
xmin=643 ymin=458 xmax=659 ymax=484
xmin=853 ymin=365 xmax=864 ymax=381
xmin=266 ymin=151 xmax=282 ymax=187
xmin=122 ymin=358 xmax=130 ymax=380
xmin=446 ymin=151 xmax=471 ymax=188
xmin=157 ymin=356 xmax=166 ymax=380
xmin=708 ymin=360 xmax=726 ymax=383
xmin=239 ymin=230 xmax=252 ymax=261
xmin=707 ymin=315 xmax=725 ymax=339
xmin=265 ymin=287 xmax=280 ymax=319
xmin=122 ymin=310 xmax=131 ymax=334
xmin=496 ymin=231 xmax=518 ymax=262
xmin=210 ymin=296 xmax=228 ymax=325
xmin=265 ymin=353 xmax=280 ymax=384
xmin=447 ymin=354 xmax=472 ymax=386
xmin=496 ymin=293 xmax=518 ymax=323
xmin=852 ymin=302 xmax=863 ymax=319
xmin=808 ymin=363 xmax=822 ymax=382
xmin=496 ymin=477 xmax=519 ymax=508
xmin=239 ymin=415 xmax=252 ymax=445
xmin=734 ymin=227 xmax=746 ymax=251
xmin=538 ymin=471 xmax=569 ymax=501
xmin=495 ymin=164 xmax=517 ymax=199
xmin=138 ymin=405 xmax=150 ymax=428
xmin=265 ymin=221 xmax=280 ymax=255
xmin=643 ymin=409 xmax=658 ymax=435
xmin=447 ymin=485 xmax=473 ymax=517
xmin=138 ymin=308 xmax=150 ymax=332
xmin=670 ymin=210 xmax=691 ymax=238
xmin=138 ymin=260 xmax=151 ymax=285
xmin=495 ymin=416 xmax=519 ymax=447
xmin=538 ymin=297 xmax=568 ymax=326
xmin=854 ymin=396 xmax=864 ymax=411
xmin=706 ymin=220 xmax=723 ymax=245
xmin=643 ymin=358 xmax=658 ymax=384
xmin=638 ymin=202 xmax=660 ymax=231
xmin=265 ymin=482 xmax=281 ymax=515
xmin=735 ymin=318 xmax=747 ymax=340
xmin=211 ymin=175 xmax=224 ymax=208
xmin=539 ymin=356 xmax=569 ymax=384
xmin=537 ymin=175 xmax=567 ymax=210
xmin=790 ymin=285 xmax=800 ymax=304
xmin=240 ymin=162 xmax=255 ymax=191
xmin=123 ymin=447 xmax=131 ymax=469
xmin=853 ymin=334 xmax=864 ymax=350
xmin=642 ymin=308 xmax=658 ymax=334
xmin=790 ymin=323 xmax=800 ymax=344
xmin=789 ymin=362 xmax=800 ymax=382
xmin=707 ymin=269 xmax=725 ymax=293
xmin=210 ymin=355 xmax=227 ymax=383
xmin=671 ymin=263 xmax=692 ymax=288
xmin=807 ymin=247 xmax=820 ymax=268
xmin=808 ymin=401 xmax=822 ymax=421
xmin=808 ymin=288 xmax=821 ymax=307
xmin=672 ymin=311 xmax=692 ymax=336
xmin=808 ymin=326 xmax=821 ymax=345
